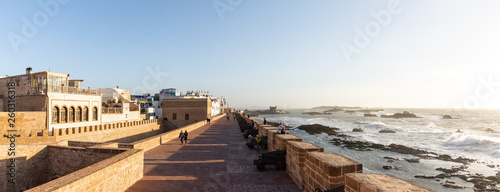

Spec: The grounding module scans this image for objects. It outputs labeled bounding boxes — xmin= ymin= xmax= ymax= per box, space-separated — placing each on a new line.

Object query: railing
xmin=102 ymin=107 xmax=123 ymax=114
xmin=37 ymin=85 xmax=102 ymax=96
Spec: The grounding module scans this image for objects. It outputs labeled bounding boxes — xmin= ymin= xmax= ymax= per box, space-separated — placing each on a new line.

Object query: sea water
xmin=252 ymin=108 xmax=500 ymax=192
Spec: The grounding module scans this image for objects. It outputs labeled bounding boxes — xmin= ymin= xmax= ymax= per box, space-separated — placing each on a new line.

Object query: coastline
xmin=251 ymin=108 xmax=500 ymax=191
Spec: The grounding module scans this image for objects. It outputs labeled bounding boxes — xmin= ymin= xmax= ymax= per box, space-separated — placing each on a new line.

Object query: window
xmin=173 ymin=113 xmax=177 ymax=120
xmin=83 ymin=107 xmax=89 ymax=121
xmin=93 ymin=107 xmax=98 ymax=121
xmin=185 ymin=114 xmax=189 ymax=120
xmin=76 ymin=107 xmax=82 ymax=122
xmin=61 ymin=107 xmax=67 ymax=123
xmin=69 ymin=107 xmax=75 ymax=122
xmin=52 ymin=107 xmax=59 ymax=123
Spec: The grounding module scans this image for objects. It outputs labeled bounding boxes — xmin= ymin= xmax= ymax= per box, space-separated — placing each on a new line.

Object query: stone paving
xmin=126 ymin=116 xmax=301 ymax=192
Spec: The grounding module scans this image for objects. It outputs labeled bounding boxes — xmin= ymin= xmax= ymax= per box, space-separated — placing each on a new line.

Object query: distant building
xmin=101 ymin=87 xmax=140 ymax=124
xmin=210 ymin=97 xmax=227 ymax=117
xmin=270 ymin=106 xmax=277 ymax=113
xmin=154 ymin=88 xmax=183 ymax=119
xmin=102 ymin=87 xmax=131 ymax=103
xmin=185 ymin=90 xmax=210 ymax=98
xmin=162 ymin=98 xmax=211 ymax=127
xmin=160 ymin=88 xmax=181 ymax=97
xmin=0 ymin=68 xmax=141 ymax=135
xmin=0 ymin=68 xmax=102 ymax=135
xmin=131 ymin=94 xmax=156 ymax=120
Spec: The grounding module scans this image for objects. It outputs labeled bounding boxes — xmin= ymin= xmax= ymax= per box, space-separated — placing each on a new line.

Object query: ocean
xmin=251 ymin=108 xmax=500 ymax=192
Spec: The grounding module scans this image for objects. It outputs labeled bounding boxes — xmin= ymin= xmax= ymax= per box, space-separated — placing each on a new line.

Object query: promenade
xmin=126 ymin=116 xmax=301 ymax=192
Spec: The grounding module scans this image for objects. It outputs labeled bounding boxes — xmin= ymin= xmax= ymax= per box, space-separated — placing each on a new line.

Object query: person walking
xmin=227 ymin=115 xmax=230 ymax=121
xmin=183 ymin=130 xmax=189 ymax=144
xmin=263 ymin=118 xmax=267 ymax=125
xmin=179 ymin=130 xmax=184 ymax=144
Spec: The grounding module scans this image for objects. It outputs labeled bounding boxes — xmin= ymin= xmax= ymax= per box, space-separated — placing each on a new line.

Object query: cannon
xmin=240 ymin=124 xmax=253 ymax=132
xmin=254 ymin=150 xmax=286 ymax=171
xmin=243 ymin=129 xmax=258 ymax=139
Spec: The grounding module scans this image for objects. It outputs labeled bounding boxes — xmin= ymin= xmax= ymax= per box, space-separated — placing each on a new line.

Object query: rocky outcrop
xmin=364 ymin=113 xmax=377 ymax=117
xmin=302 ymin=112 xmax=331 ymax=115
xmin=352 ymin=128 xmax=364 ymax=132
xmin=381 ymin=111 xmax=418 ymax=118
xmin=442 ymin=115 xmax=453 ymax=119
xmin=297 ymin=124 xmax=339 ymax=135
xmin=379 ymin=129 xmax=396 ymax=133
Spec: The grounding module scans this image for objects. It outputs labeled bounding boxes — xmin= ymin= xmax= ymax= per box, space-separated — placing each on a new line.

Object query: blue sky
xmin=1 ymin=0 xmax=500 ymax=109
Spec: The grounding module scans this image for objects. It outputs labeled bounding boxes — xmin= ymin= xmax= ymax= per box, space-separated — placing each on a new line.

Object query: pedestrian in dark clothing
xmin=263 ymin=118 xmax=267 ymax=125
xmin=183 ymin=130 xmax=188 ymax=144
xmin=179 ymin=130 xmax=184 ymax=144
xmin=207 ymin=118 xmax=211 ymax=124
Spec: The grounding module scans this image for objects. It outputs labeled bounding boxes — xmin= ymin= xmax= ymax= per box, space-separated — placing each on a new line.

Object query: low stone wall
xmin=257 ymin=124 xmax=273 ymax=136
xmin=286 ymin=141 xmax=323 ymax=190
xmin=344 ymin=173 xmax=434 ymax=192
xmin=0 ymin=145 xmax=49 ymax=192
xmin=305 ymin=152 xmax=362 ymax=191
xmin=261 ymin=126 xmax=278 ymax=137
xmin=122 ymin=114 xmax=226 ymax=151
xmin=27 ymin=148 xmax=143 ymax=192
xmin=274 ymin=134 xmax=301 ymax=151
xmin=47 ymin=146 xmax=120 ymax=177
xmin=68 ymin=141 xmax=104 ymax=148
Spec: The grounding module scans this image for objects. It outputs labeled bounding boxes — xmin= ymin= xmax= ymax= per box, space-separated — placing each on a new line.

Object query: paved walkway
xmin=126 ymin=116 xmax=301 ymax=192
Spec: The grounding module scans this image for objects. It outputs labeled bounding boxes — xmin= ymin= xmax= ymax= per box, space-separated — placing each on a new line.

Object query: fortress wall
xmin=344 ymin=173 xmax=434 ymax=192
xmin=274 ymin=134 xmax=301 ymax=151
xmin=305 ymin=152 xmax=362 ymax=192
xmin=46 ymin=146 xmax=119 ymax=176
xmin=1 ymin=119 xmax=162 ymax=145
xmin=286 ymin=141 xmax=323 ymax=190
xmin=27 ymin=148 xmax=143 ymax=192
xmin=0 ymin=111 xmax=46 ymax=139
xmin=0 ymin=145 xmax=48 ymax=192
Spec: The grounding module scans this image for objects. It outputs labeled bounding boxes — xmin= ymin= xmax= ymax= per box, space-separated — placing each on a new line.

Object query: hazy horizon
xmin=2 ymin=1 xmax=500 ymax=109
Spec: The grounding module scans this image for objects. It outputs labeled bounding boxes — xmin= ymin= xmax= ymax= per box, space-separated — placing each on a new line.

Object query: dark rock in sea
xmin=381 ymin=111 xmax=418 ymax=118
xmin=302 ymin=112 xmax=331 ymax=115
xmin=383 ymin=165 xmax=392 ymax=170
xmin=297 ymin=124 xmax=338 ymax=135
xmin=441 ymin=182 xmax=466 ymax=189
xmin=384 ymin=157 xmax=398 ymax=160
xmin=371 ymin=144 xmax=386 ymax=149
xmin=436 ymin=166 xmax=467 ymax=174
xmin=379 ymin=129 xmax=396 ymax=133
xmin=384 ymin=143 xmax=429 ymax=156
xmin=404 ymin=158 xmax=420 ymax=163
xmin=352 ymin=128 xmax=364 ymax=132
xmin=364 ymin=113 xmax=377 ymax=117
xmin=485 ymin=128 xmax=497 ymax=133
xmin=415 ymin=175 xmax=438 ymax=179
xmin=324 ymin=108 xmax=343 ymax=112
xmin=442 ymin=115 xmax=453 ymax=119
